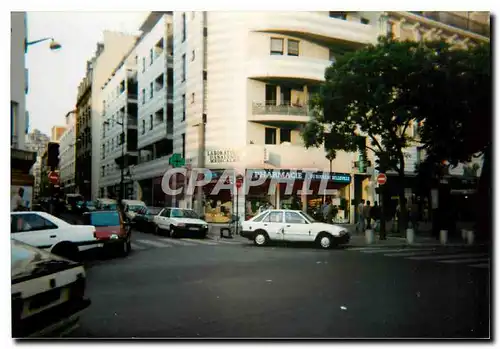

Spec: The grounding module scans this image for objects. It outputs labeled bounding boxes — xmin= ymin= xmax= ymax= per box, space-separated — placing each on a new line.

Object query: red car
xmin=82 ymin=210 xmax=132 ymax=257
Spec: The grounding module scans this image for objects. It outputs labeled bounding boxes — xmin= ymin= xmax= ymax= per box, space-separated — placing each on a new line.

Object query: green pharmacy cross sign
xmin=169 ymin=153 xmax=185 ymax=168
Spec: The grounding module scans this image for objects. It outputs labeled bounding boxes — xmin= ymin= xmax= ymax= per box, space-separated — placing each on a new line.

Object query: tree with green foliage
xmin=302 ymin=36 xmax=432 ymax=235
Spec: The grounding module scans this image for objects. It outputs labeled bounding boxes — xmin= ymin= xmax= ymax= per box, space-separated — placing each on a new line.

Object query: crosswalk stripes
xmin=180 ymin=238 xmax=219 ymax=246
xmin=135 ymin=239 xmax=173 ymax=248
xmin=345 ymin=246 xmax=490 ymax=269
xmin=158 ymin=238 xmax=196 ymax=246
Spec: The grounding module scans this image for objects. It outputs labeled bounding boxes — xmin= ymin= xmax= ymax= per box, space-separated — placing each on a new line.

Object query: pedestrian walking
xmin=364 ymin=201 xmax=372 ymax=229
xmin=322 ymin=198 xmax=330 ymax=222
xmin=371 ymin=201 xmax=381 ymax=232
xmin=326 ymin=202 xmax=338 ymax=224
xmin=356 ymin=199 xmax=365 ymax=232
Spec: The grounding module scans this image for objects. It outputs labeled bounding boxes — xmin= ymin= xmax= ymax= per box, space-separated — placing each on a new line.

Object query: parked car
xmin=95 ymin=198 xmax=118 ymax=211
xmin=76 ymin=201 xmax=97 ymax=215
xmin=11 ymin=238 xmax=91 ymax=338
xmin=65 ymin=194 xmax=84 ymax=213
xmin=134 ymin=206 xmax=163 ymax=233
xmin=82 ymin=210 xmax=132 ymax=257
xmin=121 ymin=199 xmax=147 ymax=222
xmin=153 ymin=208 xmax=209 ymax=238
xmin=240 ymin=209 xmax=350 ymax=249
xmin=11 ymin=211 xmax=99 ymax=261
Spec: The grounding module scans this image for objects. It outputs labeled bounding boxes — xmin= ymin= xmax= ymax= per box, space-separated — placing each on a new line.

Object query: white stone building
xmin=59 ymin=112 xmax=77 ymax=193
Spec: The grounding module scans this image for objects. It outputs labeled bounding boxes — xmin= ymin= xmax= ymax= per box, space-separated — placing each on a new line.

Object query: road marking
xmin=180 ymin=238 xmax=219 ymax=246
xmin=384 ymin=250 xmax=448 ymax=257
xmin=360 ymin=248 xmax=437 ymax=254
xmin=470 ymin=263 xmax=490 ymax=269
xmin=408 ymin=253 xmax=488 ymax=261
xmin=135 ymin=239 xmax=173 ymax=248
xmin=130 ymin=243 xmax=146 ymax=250
xmin=214 ymin=239 xmax=244 ymax=244
xmin=439 ymin=258 xmax=490 ymax=265
xmin=158 ymin=238 xmax=196 ymax=246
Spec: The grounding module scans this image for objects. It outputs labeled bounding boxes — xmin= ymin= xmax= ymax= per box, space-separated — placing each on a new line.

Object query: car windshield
xmin=301 ymin=212 xmax=316 ymax=223
xmin=171 ymin=209 xmax=199 ymax=219
xmin=101 ymin=204 xmax=117 ymax=210
xmin=89 ymin=212 xmax=120 ymax=227
xmin=86 ymin=201 xmax=95 ymax=207
xmin=147 ymin=207 xmax=162 ymax=215
xmin=129 ymin=205 xmax=145 ymax=212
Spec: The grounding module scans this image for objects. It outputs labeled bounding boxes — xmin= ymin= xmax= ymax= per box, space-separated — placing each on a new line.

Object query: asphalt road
xmin=70 ymin=231 xmax=490 ymax=338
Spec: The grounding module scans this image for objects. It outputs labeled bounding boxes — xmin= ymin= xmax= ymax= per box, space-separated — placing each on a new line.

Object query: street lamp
xmin=104 ymin=118 xmax=126 ymax=203
xmin=25 ymin=37 xmax=62 ymax=52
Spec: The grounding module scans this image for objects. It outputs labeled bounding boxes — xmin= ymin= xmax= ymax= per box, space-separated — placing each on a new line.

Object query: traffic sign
xmin=235 ymin=175 xmax=244 ymax=189
xmin=48 ymin=171 xmax=59 ymax=185
xmin=377 ymin=173 xmax=387 ymax=185
xmin=169 ymin=153 xmax=185 ymax=168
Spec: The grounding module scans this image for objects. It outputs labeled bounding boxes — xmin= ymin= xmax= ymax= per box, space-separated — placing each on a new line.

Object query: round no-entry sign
xmin=48 ymin=171 xmax=59 ymax=184
xmin=377 ymin=173 xmax=387 ymax=185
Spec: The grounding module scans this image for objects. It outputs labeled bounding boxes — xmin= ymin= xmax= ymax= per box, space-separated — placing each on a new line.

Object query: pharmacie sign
xmin=247 ymin=169 xmax=351 ymax=183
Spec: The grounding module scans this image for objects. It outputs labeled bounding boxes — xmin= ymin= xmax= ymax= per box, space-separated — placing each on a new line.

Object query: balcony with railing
xmin=409 ymin=11 xmax=490 ymax=37
xmin=251 ymin=101 xmax=312 ymax=124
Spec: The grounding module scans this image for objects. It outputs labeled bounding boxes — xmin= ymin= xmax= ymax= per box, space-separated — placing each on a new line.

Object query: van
xmin=121 ymin=199 xmax=147 ymax=221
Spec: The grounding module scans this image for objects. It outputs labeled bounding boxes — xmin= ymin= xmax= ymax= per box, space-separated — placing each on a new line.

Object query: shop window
xmin=280 ymin=128 xmax=291 ymax=143
xmin=265 ymin=128 xmax=277 ymax=145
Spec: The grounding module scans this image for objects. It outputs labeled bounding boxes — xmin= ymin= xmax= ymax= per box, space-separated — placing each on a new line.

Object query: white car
xmin=11 ymin=239 xmax=91 ymax=337
xmin=240 ymin=209 xmax=350 ymax=249
xmin=153 ymin=207 xmax=209 ymax=238
xmin=121 ymin=199 xmax=147 ymax=222
xmin=11 ymin=211 xmax=99 ymax=261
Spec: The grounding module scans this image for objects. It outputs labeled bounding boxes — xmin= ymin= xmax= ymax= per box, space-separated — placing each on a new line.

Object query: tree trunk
xmin=398 ymin=156 xmax=407 ymax=235
xmin=475 ymin=145 xmax=492 ymax=242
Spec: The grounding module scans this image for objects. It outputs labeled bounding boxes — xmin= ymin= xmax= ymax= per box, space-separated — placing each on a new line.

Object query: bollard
xmin=406 ymin=228 xmax=415 ymax=245
xmin=365 ymin=229 xmax=374 ymax=244
xmin=440 ymin=230 xmax=448 ymax=245
xmin=461 ymin=229 xmax=467 ymax=241
xmin=466 ymin=230 xmax=475 ymax=245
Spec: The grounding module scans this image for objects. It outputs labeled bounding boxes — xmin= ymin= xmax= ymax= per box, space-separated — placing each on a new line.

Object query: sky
xmin=26 ymin=11 xmax=148 ymax=136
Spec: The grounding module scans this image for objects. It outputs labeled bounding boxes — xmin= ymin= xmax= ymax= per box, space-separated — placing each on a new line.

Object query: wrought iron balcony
xmin=252 ymin=101 xmax=312 ymax=116
xmin=409 ymin=11 xmax=490 ymax=38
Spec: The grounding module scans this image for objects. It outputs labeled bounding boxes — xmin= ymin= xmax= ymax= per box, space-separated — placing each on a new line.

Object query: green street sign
xmin=169 ymin=153 xmax=185 ymax=168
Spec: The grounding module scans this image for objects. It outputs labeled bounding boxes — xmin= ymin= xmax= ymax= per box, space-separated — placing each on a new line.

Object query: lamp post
xmin=25 ymin=37 xmax=62 ymax=52
xmin=104 ymin=118 xmax=125 ymax=203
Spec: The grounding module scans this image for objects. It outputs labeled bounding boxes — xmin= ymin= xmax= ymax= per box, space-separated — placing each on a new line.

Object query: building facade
xmin=99 ymin=48 xmax=140 ymax=200
xmin=25 ymin=129 xmax=50 ymax=197
xmin=59 ymin=111 xmax=77 ymax=193
xmin=130 ymin=12 xmax=174 ymax=206
xmin=89 ymin=31 xmax=140 ymax=200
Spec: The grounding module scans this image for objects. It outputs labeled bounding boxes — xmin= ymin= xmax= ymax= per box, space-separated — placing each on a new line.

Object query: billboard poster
xmin=10 ymin=185 xmax=33 ymax=211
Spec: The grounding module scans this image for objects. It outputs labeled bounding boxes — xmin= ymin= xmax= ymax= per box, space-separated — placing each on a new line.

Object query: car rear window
xmin=147 ymin=207 xmax=162 ymax=215
xmin=88 ymin=212 xmax=120 ymax=227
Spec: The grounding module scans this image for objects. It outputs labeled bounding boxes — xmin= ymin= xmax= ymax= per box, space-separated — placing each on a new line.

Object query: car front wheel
xmin=317 ymin=233 xmax=334 ymax=249
xmin=253 ymin=231 xmax=269 ymax=246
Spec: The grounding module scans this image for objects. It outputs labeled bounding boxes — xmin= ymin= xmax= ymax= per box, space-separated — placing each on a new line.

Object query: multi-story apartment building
xmin=170 ymin=11 xmax=489 ymax=223
xmin=130 ymin=12 xmax=174 ymax=206
xmin=89 ymin=31 xmax=139 ymax=200
xmin=99 ymin=48 xmax=140 ymax=200
xmin=59 ymin=111 xmax=77 ymax=193
xmin=76 ymin=57 xmax=95 ymax=200
xmin=25 ymin=129 xmax=50 ymax=197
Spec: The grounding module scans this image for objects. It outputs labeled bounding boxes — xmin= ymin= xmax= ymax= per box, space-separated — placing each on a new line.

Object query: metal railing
xmin=252 ymin=101 xmax=311 ymax=116
xmin=410 ymin=11 xmax=490 ymax=37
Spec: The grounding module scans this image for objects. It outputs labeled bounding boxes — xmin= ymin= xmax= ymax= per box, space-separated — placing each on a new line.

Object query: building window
xmin=329 ymin=11 xmax=347 ymax=20
xmin=191 ymin=93 xmax=195 ymax=104
xmin=270 ymin=38 xmax=284 ymax=55
xmin=150 ymin=48 xmax=154 ymax=65
xmin=287 ymin=39 xmax=299 ymax=56
xmin=102 ymin=144 xmax=105 ymax=159
xmin=150 ymin=82 xmax=154 ymax=99
xmin=191 ymin=50 xmax=195 ymax=62
xmin=142 ymin=57 xmax=146 ymax=72
xmin=182 ymin=13 xmax=186 ymax=42
xmin=181 ymin=133 xmax=186 ymax=158
xmin=182 ymin=54 xmax=186 ymax=82
xmin=142 ymin=120 xmax=145 ymax=135
xmin=203 ymin=70 xmax=207 ymax=81
xmin=280 ymin=128 xmax=291 ymax=143
xmin=101 ymin=166 xmax=105 ymax=176
xmin=265 ymin=128 xmax=277 ymax=145
xmin=142 ymin=88 xmax=146 ymax=104
xmin=150 ymin=115 xmax=153 ymax=130
xmin=361 ymin=17 xmax=370 ymax=25
xmin=112 ymin=138 xmax=114 ymax=150
xmin=182 ymin=94 xmax=186 ymax=121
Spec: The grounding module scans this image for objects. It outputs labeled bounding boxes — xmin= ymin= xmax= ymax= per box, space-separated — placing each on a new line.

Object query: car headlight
xmin=203 ymin=225 xmax=208 ymax=229
xmin=176 ymin=222 xmax=185 ymax=227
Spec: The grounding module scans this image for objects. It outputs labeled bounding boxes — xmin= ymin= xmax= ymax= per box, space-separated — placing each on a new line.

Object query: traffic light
xmin=47 ymin=142 xmax=60 ymax=170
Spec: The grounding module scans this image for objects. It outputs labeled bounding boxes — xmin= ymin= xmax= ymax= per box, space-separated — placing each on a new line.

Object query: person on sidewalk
xmin=356 ymin=199 xmax=365 ymax=232
xmin=322 ymin=198 xmax=330 ymax=222
xmin=326 ymin=202 xmax=338 ymax=224
xmin=371 ymin=201 xmax=381 ymax=232
xmin=11 ymin=187 xmax=26 ymax=212
xmin=364 ymin=201 xmax=372 ymax=229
